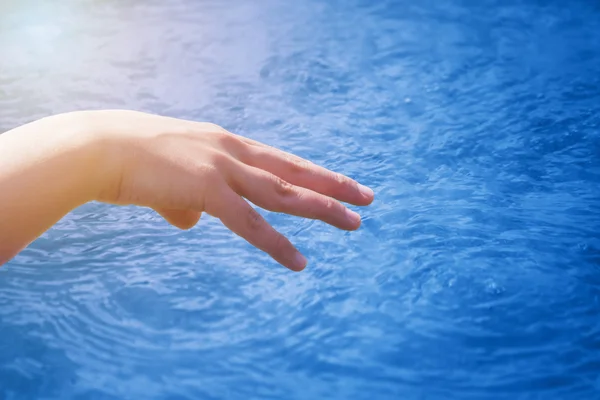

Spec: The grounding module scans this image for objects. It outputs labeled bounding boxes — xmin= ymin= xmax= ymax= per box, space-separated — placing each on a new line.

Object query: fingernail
xmin=358 ymin=184 xmax=374 ymax=199
xmin=345 ymin=208 xmax=361 ymax=226
xmin=292 ymin=252 xmax=307 ymax=270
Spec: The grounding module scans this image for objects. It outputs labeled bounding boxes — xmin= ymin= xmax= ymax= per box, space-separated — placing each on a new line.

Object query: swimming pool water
xmin=2 ymin=0 xmax=600 ymax=398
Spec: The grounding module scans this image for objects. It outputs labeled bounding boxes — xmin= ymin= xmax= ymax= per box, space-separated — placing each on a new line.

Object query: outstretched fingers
xmin=180 ymin=125 xmax=375 ymax=271
xmin=227 ymin=162 xmax=362 ymax=231
xmin=233 ymin=135 xmax=374 ymax=206
xmin=206 ymin=183 xmax=307 ymax=271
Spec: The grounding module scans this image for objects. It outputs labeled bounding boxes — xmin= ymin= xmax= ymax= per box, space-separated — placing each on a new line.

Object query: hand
xmin=84 ymin=110 xmax=374 ymax=271
xmin=0 ymin=110 xmax=373 ymax=270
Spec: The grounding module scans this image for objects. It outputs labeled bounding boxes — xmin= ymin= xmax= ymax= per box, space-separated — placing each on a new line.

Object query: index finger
xmin=233 ymin=136 xmax=374 ymax=206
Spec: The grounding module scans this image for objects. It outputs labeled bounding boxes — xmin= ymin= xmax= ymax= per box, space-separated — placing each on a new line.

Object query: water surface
xmin=1 ymin=0 xmax=600 ymax=398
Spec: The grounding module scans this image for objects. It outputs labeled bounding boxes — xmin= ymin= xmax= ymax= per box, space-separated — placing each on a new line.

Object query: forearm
xmin=0 ymin=113 xmax=103 ymax=264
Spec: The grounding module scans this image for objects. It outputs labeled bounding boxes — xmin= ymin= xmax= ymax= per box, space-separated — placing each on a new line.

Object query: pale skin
xmin=0 ymin=110 xmax=374 ymax=271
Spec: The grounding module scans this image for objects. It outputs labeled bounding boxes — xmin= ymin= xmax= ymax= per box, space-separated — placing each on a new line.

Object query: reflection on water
xmin=2 ymin=0 xmax=600 ymax=398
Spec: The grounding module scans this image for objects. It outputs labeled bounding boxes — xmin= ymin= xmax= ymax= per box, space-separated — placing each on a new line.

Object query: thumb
xmin=155 ymin=208 xmax=202 ymax=230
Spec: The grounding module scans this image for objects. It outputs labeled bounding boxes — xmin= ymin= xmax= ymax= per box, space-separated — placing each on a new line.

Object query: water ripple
xmin=2 ymin=0 xmax=600 ymax=398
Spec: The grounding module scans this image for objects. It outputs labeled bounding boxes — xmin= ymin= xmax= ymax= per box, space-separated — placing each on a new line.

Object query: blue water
xmin=2 ymin=0 xmax=600 ymax=398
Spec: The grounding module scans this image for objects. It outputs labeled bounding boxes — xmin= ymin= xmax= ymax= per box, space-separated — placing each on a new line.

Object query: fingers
xmin=227 ymin=162 xmax=362 ymax=231
xmin=190 ymin=125 xmax=374 ymax=206
xmin=205 ymin=184 xmax=307 ymax=271
xmin=230 ymin=135 xmax=374 ymax=206
xmin=155 ymin=208 xmax=202 ymax=230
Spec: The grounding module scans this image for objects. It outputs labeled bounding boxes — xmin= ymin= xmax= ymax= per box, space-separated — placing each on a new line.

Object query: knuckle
xmin=218 ymin=131 xmax=238 ymax=145
xmin=209 ymin=152 xmax=232 ymax=170
xmin=236 ymin=146 xmax=252 ymax=164
xmin=273 ymin=176 xmax=295 ymax=198
xmin=324 ymin=197 xmax=336 ymax=210
xmin=211 ymin=129 xmax=250 ymax=161
xmin=225 ymin=135 xmax=251 ymax=161
xmin=214 ymin=130 xmax=232 ymax=145
xmin=287 ymin=156 xmax=312 ymax=175
xmin=204 ymin=126 xmax=230 ymax=144
xmin=246 ymin=207 xmax=264 ymax=231
xmin=334 ymin=172 xmax=350 ymax=186
xmin=321 ymin=197 xmax=337 ymax=215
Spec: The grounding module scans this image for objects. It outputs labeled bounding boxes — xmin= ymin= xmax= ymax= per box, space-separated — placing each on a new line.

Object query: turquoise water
xmin=2 ymin=0 xmax=600 ymax=398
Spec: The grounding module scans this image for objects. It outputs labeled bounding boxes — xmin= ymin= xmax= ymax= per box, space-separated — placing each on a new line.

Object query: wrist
xmin=43 ymin=111 xmax=122 ymax=205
